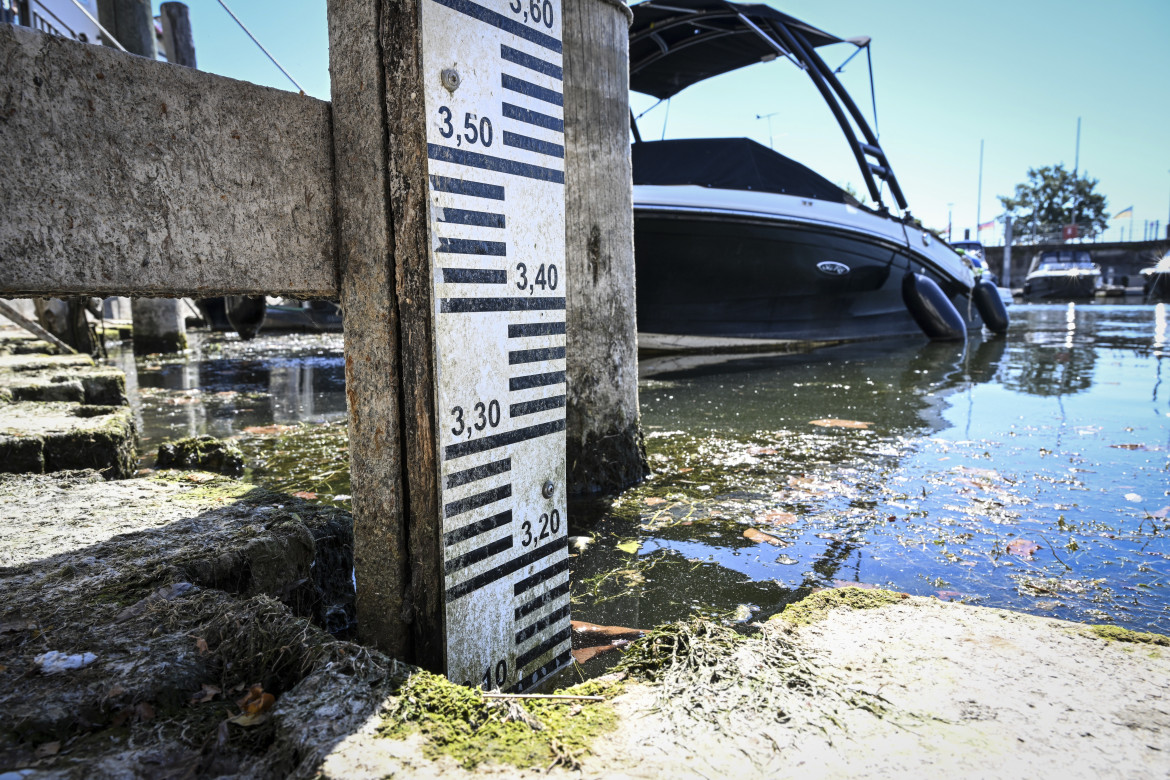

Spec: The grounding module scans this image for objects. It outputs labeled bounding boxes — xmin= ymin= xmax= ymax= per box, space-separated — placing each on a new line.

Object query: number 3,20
xmin=520 ymin=509 xmax=561 ymax=547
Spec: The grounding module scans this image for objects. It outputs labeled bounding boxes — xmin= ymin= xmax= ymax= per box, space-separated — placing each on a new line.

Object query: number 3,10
xmin=438 ymin=106 xmax=492 ymax=147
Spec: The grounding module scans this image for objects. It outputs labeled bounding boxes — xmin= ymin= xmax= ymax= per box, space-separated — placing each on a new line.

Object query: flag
xmin=977 ymin=219 xmax=996 ymax=232
xmin=1114 ymin=206 xmax=1133 ymax=219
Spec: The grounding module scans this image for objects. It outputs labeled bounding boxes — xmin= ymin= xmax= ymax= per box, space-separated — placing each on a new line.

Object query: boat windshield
xmin=1036 ymin=251 xmax=1096 ymax=271
xmin=632 ymin=137 xmax=849 ymax=204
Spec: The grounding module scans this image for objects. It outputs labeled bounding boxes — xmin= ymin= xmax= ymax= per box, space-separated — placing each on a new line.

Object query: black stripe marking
xmin=439 ymin=207 xmax=505 ymax=228
xmin=446 ymin=457 xmax=511 ymax=488
xmin=500 ymin=44 xmax=563 ymax=79
xmin=515 ymin=579 xmax=570 ymax=618
xmin=510 ymin=394 xmax=566 ymax=417
xmin=508 ymin=321 xmax=566 ymax=338
xmin=445 ymin=535 xmax=513 ymax=575
xmin=445 ymin=509 xmax=512 ymax=547
xmin=509 ymin=371 xmax=565 ymax=391
xmin=502 ymin=102 xmax=564 ymax=133
xmin=502 ymin=73 xmax=563 ymax=107
xmin=441 ymin=297 xmax=565 ymax=314
xmin=429 ymin=144 xmax=564 ymax=184
xmin=445 ymin=484 xmax=512 ymax=519
xmin=515 ymin=557 xmax=570 ymax=598
xmin=446 ymin=537 xmax=566 ymax=601
xmin=445 ymin=418 xmax=565 ymax=460
xmin=509 ymin=346 xmax=565 ymax=364
xmin=503 ymin=131 xmax=564 ymax=159
xmin=515 ymin=604 xmax=570 ymax=645
xmin=442 ymin=268 xmax=507 ymax=284
xmin=437 ymin=237 xmax=506 ymax=256
xmin=516 ymin=626 xmax=571 ymax=669
xmin=430 ymin=0 xmax=562 ymax=53
xmin=430 ymin=175 xmax=505 ymax=201
xmin=507 ymin=650 xmax=571 ymax=693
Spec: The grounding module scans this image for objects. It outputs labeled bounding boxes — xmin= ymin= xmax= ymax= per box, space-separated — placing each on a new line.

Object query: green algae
xmin=772 ymin=586 xmax=910 ymax=626
xmin=378 ymin=671 xmax=619 ymax=770
xmin=157 ymin=434 xmax=245 ymax=477
xmin=1086 ymin=624 xmax=1169 ymax=647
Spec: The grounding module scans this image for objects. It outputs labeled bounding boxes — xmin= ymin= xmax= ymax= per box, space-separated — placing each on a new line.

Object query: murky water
xmin=112 ymin=303 xmax=1169 ymax=646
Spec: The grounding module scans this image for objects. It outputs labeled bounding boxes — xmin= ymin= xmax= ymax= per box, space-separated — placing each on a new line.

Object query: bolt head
xmin=542 ymin=480 xmax=555 ymax=499
xmin=441 ymin=68 xmax=461 ymax=92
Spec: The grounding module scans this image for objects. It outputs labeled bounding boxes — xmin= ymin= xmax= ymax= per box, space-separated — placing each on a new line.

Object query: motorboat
xmin=628 ymin=0 xmax=1008 ymax=352
xmin=1140 ymin=252 xmax=1170 ymax=301
xmin=1021 ymin=249 xmax=1101 ymax=300
xmin=951 ymin=240 xmax=1013 ymax=306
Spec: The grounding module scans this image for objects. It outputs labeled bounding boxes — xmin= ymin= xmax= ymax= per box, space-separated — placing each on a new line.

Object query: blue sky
xmin=176 ymin=0 xmax=1169 ymax=244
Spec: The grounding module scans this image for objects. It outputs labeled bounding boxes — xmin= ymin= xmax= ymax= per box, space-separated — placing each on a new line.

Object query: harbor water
xmin=116 ymin=302 xmax=1169 ymax=643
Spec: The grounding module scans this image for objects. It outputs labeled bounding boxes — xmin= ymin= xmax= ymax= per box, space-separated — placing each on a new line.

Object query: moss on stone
xmin=772 ymin=587 xmax=910 ymax=626
xmin=378 ymin=672 xmax=619 ymax=770
xmin=157 ymin=435 xmax=245 ymax=477
xmin=1086 ymin=624 xmax=1169 ymax=646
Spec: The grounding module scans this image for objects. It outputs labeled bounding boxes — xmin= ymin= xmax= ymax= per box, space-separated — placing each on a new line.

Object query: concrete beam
xmin=0 ymin=24 xmax=338 ymax=299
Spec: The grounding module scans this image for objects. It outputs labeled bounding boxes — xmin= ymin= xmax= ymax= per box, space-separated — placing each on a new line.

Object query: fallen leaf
xmin=1151 ymin=506 xmax=1170 ymax=519
xmin=809 ymin=419 xmax=871 ymax=429
xmin=190 ymin=684 xmax=221 ymax=705
xmin=35 ymin=741 xmax=60 ymax=758
xmin=237 ymin=684 xmax=275 ymax=716
xmin=643 ymin=497 xmax=666 ymax=506
xmin=832 ymin=580 xmax=879 ymax=590
xmin=747 ymin=447 xmax=778 ymax=456
xmin=743 ymin=528 xmax=784 ymax=546
xmin=136 ymin=702 xmax=156 ymax=721
xmin=616 ymin=540 xmax=641 ymax=555
xmin=757 ymin=510 xmax=798 ymax=526
xmin=1006 ymin=539 xmax=1041 ymax=558
xmin=105 ymin=684 xmax=126 ymax=699
xmin=571 ymin=643 xmax=628 ymax=664
xmin=1110 ymin=443 xmax=1147 ymax=451
xmin=936 ymin=591 xmax=964 ymax=601
xmin=195 ymin=637 xmax=209 ymax=655
xmin=228 ymin=712 xmax=271 ymax=727
xmin=571 ymin=620 xmax=645 ymax=642
xmin=292 ymin=491 xmax=317 ymax=500
xmin=242 ymin=425 xmax=295 ymax=435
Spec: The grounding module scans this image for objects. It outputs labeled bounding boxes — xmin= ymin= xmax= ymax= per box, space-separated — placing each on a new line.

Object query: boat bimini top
xmin=628 ymin=0 xmax=908 ymax=213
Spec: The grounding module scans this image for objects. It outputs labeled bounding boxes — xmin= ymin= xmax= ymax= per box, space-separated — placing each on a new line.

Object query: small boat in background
xmin=1022 ymin=250 xmax=1101 ymax=300
xmin=1140 ymin=253 xmax=1170 ymax=301
xmin=628 ymin=0 xmax=1008 ymax=352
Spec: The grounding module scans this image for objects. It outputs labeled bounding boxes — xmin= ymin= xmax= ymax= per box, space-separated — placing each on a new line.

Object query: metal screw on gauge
xmin=441 ymin=68 xmax=460 ymax=92
xmin=542 ymin=480 xmax=555 ymax=499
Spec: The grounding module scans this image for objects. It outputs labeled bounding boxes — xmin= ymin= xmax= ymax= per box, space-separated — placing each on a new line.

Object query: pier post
xmin=562 ymin=0 xmax=648 ymax=495
xmin=98 ymin=0 xmax=188 ymax=354
xmin=325 ymin=0 xmax=414 ymax=661
xmin=1002 ymin=216 xmax=1013 ymax=288
xmin=159 ymin=2 xmax=195 ymax=68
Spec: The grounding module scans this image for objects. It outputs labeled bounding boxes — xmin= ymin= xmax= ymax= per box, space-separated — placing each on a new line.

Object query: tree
xmin=998 ymin=164 xmax=1108 ymax=242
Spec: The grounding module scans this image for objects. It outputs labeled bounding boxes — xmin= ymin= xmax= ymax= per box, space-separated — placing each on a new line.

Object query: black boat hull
xmin=634 ymin=210 xmax=980 ymax=349
xmin=1022 ymin=274 xmax=1099 ymax=300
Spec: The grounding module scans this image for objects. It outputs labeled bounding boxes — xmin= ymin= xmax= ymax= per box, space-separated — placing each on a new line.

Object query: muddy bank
xmin=3 ymin=467 xmax=1165 ymax=780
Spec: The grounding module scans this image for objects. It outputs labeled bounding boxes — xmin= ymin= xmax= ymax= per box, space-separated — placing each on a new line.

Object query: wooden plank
xmin=0 ymin=24 xmax=337 ymax=298
xmin=324 ymin=0 xmax=414 ymax=661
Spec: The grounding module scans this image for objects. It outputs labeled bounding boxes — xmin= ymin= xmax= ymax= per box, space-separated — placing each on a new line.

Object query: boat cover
xmin=632 ymin=138 xmax=848 ymax=204
xmin=630 ymin=0 xmax=846 ymax=99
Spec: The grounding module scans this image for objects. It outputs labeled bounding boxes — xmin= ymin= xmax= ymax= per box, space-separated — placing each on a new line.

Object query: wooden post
xmin=328 ymin=0 xmax=572 ymax=689
xmin=325 ymin=0 xmax=414 ymax=661
xmin=562 ymin=0 xmax=647 ymax=495
xmin=95 ymin=0 xmax=156 ymax=56
xmin=159 ymin=2 xmax=195 ymax=68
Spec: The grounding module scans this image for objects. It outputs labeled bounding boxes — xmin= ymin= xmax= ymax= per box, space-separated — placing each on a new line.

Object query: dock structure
xmin=0 ymin=0 xmax=640 ymax=686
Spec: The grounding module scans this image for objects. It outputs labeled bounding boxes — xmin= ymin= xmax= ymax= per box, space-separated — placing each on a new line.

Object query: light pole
xmin=947 ymin=202 xmax=953 ymax=242
xmin=756 ymin=112 xmax=781 ymax=150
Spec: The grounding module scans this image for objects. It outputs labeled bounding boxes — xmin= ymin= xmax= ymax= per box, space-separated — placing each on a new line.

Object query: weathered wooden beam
xmin=563 ymin=0 xmax=647 ymax=494
xmin=325 ymin=0 xmax=413 ymax=661
xmin=0 ymin=24 xmax=338 ymax=298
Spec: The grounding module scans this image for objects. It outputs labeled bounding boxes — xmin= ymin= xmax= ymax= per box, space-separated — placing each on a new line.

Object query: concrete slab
xmin=0 ymin=402 xmax=136 ymax=478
